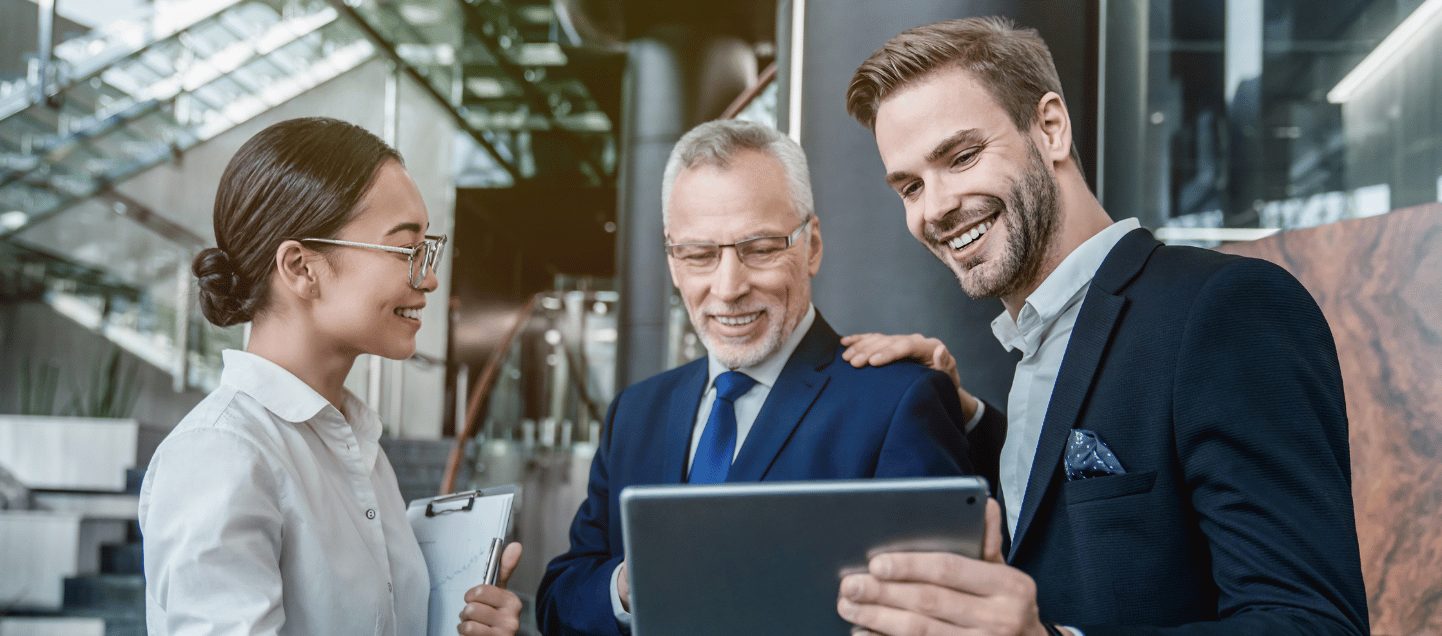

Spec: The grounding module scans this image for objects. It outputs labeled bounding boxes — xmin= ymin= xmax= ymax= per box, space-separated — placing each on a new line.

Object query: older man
xmin=533 ymin=119 xmax=973 ymax=635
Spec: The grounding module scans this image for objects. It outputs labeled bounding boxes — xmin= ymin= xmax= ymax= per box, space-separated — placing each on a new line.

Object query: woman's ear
xmin=273 ymin=240 xmax=320 ymax=300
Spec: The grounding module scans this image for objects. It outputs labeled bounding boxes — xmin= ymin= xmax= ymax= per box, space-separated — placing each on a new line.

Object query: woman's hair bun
xmin=193 ymin=247 xmax=251 ymax=327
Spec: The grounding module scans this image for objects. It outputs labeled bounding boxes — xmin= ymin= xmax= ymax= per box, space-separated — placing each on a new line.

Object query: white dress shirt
xmin=990 ymin=219 xmax=1140 ymax=539
xmin=140 ymin=350 xmax=429 ymax=635
xmin=609 ymin=304 xmax=817 ymax=625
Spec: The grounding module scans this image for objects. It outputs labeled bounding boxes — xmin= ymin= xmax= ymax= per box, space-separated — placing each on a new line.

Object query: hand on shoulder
xmin=842 ymin=333 xmax=978 ymax=420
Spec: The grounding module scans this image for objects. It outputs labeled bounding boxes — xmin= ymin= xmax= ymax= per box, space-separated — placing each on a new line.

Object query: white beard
xmin=694 ymin=310 xmax=786 ymax=369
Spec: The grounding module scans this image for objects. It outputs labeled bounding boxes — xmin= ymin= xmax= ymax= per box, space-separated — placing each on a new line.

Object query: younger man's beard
xmin=929 ymin=141 xmax=1060 ymax=300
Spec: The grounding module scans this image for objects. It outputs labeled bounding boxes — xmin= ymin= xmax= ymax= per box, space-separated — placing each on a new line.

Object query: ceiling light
xmin=0 ymin=210 xmax=28 ymax=231
xmin=1328 ymin=0 xmax=1442 ymax=103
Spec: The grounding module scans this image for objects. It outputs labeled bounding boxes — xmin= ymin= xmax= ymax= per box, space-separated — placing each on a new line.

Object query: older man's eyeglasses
xmin=665 ymin=217 xmax=812 ymax=272
xmin=298 ymin=234 xmax=447 ymax=289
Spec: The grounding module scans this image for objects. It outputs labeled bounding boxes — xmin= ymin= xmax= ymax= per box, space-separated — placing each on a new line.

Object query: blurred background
xmin=0 ymin=0 xmax=1438 ymax=634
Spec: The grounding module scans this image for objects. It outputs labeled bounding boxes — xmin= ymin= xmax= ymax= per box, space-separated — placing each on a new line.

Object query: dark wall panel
xmin=615 ymin=31 xmax=756 ymax=386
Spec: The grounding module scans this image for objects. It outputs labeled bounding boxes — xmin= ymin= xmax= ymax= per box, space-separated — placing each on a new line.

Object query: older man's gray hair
xmin=660 ymin=120 xmax=815 ymax=226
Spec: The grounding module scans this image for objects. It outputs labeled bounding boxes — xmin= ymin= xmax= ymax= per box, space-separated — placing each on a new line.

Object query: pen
xmin=482 ymin=537 xmax=503 ymax=586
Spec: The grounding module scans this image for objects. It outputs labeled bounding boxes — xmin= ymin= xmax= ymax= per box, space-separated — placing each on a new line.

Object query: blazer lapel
xmin=1007 ymin=228 xmax=1159 ymax=562
xmin=660 ymin=359 xmax=709 ymax=483
xmin=726 ymin=315 xmax=837 ymax=482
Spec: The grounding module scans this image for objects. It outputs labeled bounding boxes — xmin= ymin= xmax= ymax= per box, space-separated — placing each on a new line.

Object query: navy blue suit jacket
xmin=536 ymin=314 xmax=973 ymax=635
xmin=970 ymin=228 xmax=1367 ymax=634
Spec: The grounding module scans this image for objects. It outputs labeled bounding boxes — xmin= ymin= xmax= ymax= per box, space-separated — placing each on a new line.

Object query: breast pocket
xmin=1062 ymin=470 xmax=1156 ymax=505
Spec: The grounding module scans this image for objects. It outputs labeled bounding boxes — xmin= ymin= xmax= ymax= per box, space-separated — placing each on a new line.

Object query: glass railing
xmin=3 ymin=198 xmax=242 ymax=393
xmin=2 ymin=227 xmax=243 ymax=393
xmin=337 ymin=0 xmax=617 ymax=186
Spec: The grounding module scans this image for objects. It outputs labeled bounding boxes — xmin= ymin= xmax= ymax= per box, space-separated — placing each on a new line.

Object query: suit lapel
xmin=661 ymin=359 xmax=709 ymax=483
xmin=727 ymin=315 xmax=837 ymax=482
xmin=1006 ymin=291 xmax=1124 ymax=560
xmin=1007 ymin=228 xmax=1159 ymax=562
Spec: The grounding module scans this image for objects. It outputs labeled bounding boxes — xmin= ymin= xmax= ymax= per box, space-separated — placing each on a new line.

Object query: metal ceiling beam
xmin=454 ymin=0 xmax=609 ymax=183
xmin=328 ymin=0 xmax=524 ymax=183
xmin=99 ymin=188 xmax=207 ymax=250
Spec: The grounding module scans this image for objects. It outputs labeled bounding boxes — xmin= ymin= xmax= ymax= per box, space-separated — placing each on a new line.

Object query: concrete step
xmin=0 ymin=510 xmax=129 ymax=610
xmin=33 ymin=492 xmax=139 ymax=521
xmin=123 ymin=468 xmax=144 ymax=495
xmin=0 ymin=416 xmax=139 ymax=492
xmin=101 ymin=616 xmax=146 ymax=636
xmin=0 ymin=616 xmax=106 ymax=636
xmin=62 ymin=575 xmax=144 ymax=615
xmin=100 ymin=543 xmax=143 ymax=575
xmin=3 ymin=612 xmax=146 ymax=636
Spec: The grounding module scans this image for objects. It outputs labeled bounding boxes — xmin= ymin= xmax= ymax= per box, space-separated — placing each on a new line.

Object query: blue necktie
xmin=688 ymin=371 xmax=758 ymax=484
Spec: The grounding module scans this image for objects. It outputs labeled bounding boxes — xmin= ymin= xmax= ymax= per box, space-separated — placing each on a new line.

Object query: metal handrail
xmin=439 ymin=295 xmax=538 ymax=494
xmin=720 ymin=62 xmax=777 ymax=120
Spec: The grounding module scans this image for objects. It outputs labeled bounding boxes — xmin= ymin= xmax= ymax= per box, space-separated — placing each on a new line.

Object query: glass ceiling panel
xmin=0 ymin=0 xmax=374 ymax=244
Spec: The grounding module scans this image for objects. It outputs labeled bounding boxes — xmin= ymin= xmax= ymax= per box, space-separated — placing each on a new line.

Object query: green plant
xmin=17 ymin=356 xmax=61 ymax=416
xmin=67 ymin=346 xmax=141 ymax=419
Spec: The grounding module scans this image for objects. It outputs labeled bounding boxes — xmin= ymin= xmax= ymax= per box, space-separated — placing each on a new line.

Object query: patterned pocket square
xmin=1065 ymin=429 xmax=1126 ymax=481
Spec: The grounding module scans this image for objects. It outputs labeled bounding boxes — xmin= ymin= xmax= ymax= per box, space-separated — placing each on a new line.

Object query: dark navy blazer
xmin=969 ymin=228 xmax=1368 ymax=634
xmin=536 ymin=314 xmax=973 ymax=635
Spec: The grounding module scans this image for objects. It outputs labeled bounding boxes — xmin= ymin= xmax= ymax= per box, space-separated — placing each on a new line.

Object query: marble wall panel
xmin=1219 ymin=204 xmax=1442 ymax=634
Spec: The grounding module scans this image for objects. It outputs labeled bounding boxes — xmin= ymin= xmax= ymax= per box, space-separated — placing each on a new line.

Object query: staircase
xmin=0 ymin=418 xmax=147 ymax=635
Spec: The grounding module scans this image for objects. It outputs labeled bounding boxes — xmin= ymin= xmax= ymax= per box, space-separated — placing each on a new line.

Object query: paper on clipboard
xmin=407 ymin=485 xmax=517 ymax=636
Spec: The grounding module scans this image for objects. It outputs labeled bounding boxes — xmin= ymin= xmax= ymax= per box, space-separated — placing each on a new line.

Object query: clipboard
xmin=407 ymin=485 xmax=518 ymax=636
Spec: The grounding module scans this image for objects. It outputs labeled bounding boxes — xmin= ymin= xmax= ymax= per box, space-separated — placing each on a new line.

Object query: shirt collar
xmin=707 ymin=303 xmax=816 ymax=391
xmin=341 ymin=391 xmax=384 ymax=465
xmin=220 ymin=350 xmax=382 ymax=466
xmin=991 ymin=218 xmax=1142 ymax=354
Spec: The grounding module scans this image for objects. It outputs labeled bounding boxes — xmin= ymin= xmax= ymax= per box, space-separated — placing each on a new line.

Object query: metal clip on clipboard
xmin=424 ymin=490 xmax=479 ymax=517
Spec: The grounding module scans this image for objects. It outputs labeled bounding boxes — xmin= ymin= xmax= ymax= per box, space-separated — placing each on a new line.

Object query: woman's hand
xmin=458 ymin=542 xmax=523 ymax=635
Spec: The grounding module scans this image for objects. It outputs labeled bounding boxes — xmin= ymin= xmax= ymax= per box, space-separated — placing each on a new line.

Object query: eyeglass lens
xmin=409 ymin=239 xmax=444 ymax=287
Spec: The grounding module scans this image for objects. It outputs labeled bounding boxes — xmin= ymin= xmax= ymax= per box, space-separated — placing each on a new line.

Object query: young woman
xmin=139 ymin=117 xmax=521 ymax=635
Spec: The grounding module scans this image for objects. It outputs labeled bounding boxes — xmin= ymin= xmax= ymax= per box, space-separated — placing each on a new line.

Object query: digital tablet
xmin=619 ymin=476 xmax=989 ymax=635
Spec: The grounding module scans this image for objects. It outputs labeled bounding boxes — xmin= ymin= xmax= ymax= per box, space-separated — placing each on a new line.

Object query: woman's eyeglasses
xmin=297 ymin=234 xmax=447 ymax=289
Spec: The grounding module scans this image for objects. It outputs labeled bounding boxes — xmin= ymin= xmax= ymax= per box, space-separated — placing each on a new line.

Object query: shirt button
xmin=366 ymin=508 xmax=376 ymax=520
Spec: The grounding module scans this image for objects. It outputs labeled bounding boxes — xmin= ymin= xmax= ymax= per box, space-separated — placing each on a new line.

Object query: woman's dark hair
xmin=193 ymin=117 xmax=402 ymax=326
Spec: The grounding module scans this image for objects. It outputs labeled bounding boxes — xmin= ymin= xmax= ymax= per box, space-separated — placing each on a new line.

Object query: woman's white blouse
xmin=139 ymin=350 xmax=429 ymax=635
